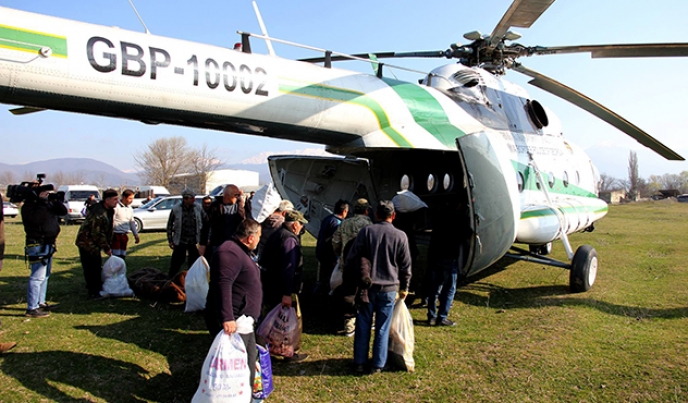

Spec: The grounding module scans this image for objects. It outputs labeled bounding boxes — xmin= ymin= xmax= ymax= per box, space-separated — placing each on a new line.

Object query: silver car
xmin=133 ymin=195 xmax=206 ymax=232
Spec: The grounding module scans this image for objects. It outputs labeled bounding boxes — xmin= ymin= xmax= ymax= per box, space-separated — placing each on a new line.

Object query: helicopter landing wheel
xmin=569 ymin=245 xmax=598 ymax=293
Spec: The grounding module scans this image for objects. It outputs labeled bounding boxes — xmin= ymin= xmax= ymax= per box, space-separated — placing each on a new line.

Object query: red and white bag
xmin=192 ymin=331 xmax=252 ymax=403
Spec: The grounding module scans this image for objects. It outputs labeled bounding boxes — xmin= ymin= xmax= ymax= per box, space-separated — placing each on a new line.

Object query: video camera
xmin=6 ymin=173 xmax=65 ymax=204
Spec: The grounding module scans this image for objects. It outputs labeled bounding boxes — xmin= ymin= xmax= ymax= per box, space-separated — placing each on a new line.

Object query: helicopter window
xmin=517 ymin=172 xmax=524 ymax=192
xmin=575 ymin=171 xmax=580 ymax=185
xmin=563 ymin=171 xmax=569 ymax=187
xmin=536 ymin=181 xmax=541 ymax=190
xmin=400 ymin=174 xmax=413 ymax=191
xmin=443 ymin=173 xmax=453 ymax=191
xmin=548 ymin=172 xmax=555 ymax=188
xmin=427 ymin=174 xmax=437 ymax=193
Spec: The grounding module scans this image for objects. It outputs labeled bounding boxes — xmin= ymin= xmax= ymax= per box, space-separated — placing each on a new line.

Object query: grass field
xmin=0 ymin=201 xmax=686 ymax=402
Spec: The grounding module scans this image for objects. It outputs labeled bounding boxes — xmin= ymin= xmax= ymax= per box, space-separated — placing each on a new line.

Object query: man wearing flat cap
xmin=344 ymin=200 xmax=412 ymax=374
xmin=76 ymin=188 xmax=119 ymax=299
xmin=166 ymin=190 xmax=203 ymax=277
xmin=259 ymin=209 xmax=310 ymax=361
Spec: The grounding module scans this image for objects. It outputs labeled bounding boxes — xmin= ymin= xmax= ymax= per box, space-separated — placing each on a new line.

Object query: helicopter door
xmin=268 ymin=155 xmax=376 ymax=236
xmin=456 ymin=133 xmax=518 ymax=277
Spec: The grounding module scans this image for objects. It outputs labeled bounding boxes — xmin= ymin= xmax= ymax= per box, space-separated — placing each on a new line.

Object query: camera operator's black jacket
xmin=21 ymin=199 xmax=67 ymax=245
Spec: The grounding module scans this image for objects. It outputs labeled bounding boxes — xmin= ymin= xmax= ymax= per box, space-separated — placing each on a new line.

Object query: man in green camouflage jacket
xmin=76 ymin=189 xmax=118 ymax=299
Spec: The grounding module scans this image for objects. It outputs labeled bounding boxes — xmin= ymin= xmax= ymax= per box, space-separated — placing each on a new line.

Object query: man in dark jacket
xmin=259 ymin=209 xmax=309 ymax=362
xmin=76 ymin=188 xmax=118 ymax=299
xmin=166 ymin=190 xmax=204 ymax=277
xmin=256 ymin=199 xmax=293 ymax=258
xmin=19 ymin=186 xmax=68 ymax=317
xmin=345 ymin=200 xmax=412 ymax=374
xmin=199 ymin=184 xmax=245 ymax=262
xmin=205 ymin=218 xmax=262 ymax=387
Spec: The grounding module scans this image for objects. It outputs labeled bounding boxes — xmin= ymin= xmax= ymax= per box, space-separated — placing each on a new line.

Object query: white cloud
xmin=240 ymin=147 xmax=336 ymax=165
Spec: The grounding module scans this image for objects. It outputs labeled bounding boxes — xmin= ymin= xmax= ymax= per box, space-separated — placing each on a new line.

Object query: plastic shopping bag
xmin=388 ymin=299 xmax=415 ymax=372
xmin=192 ymin=331 xmax=252 ymax=403
xmin=256 ymin=304 xmax=300 ymax=358
xmin=251 ymin=183 xmax=283 ymax=223
xmin=100 ymin=255 xmax=134 ymax=297
xmin=185 ymin=256 xmax=210 ymax=313
xmin=252 ymin=344 xmax=274 ymax=399
xmin=329 ymin=260 xmax=343 ymax=292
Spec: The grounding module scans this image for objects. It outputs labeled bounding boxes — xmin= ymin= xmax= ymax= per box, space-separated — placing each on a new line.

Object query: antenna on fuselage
xmin=252 ymin=1 xmax=275 ymax=56
xmin=127 ymin=0 xmax=151 ymax=34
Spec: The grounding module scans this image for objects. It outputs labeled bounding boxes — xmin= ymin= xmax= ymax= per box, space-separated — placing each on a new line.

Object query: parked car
xmin=678 ymin=194 xmax=688 ymax=203
xmin=2 ymin=201 xmax=18 ymax=218
xmin=131 ymin=186 xmax=171 ymax=208
xmin=57 ymin=185 xmax=100 ymax=224
xmin=133 ymin=195 xmax=205 ymax=232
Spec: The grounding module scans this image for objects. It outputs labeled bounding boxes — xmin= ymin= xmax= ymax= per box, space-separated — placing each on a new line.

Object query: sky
xmin=1 ymin=0 xmax=688 ymax=180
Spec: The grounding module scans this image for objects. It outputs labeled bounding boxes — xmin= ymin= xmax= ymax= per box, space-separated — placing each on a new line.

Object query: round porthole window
xmin=443 ymin=173 xmax=453 ymax=191
xmin=427 ymin=174 xmax=437 ymax=193
xmin=563 ymin=171 xmax=569 ymax=187
xmin=548 ymin=172 xmax=555 ymax=188
xmin=517 ymin=172 xmax=524 ymax=192
xmin=400 ymin=174 xmax=412 ymax=191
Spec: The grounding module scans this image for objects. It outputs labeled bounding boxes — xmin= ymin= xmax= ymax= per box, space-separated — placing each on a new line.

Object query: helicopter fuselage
xmin=0 ymin=6 xmax=607 ymax=277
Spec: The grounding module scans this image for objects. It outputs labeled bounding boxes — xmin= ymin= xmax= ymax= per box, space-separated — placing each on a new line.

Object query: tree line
xmin=599 ymin=151 xmax=688 ymax=198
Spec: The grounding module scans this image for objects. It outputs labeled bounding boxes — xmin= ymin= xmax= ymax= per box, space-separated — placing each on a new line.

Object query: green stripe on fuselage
xmin=382 ymin=78 xmax=466 ymax=145
xmin=520 ymin=204 xmax=608 ymax=220
xmin=0 ymin=24 xmax=67 ymax=58
xmin=279 ymin=82 xmax=411 ymax=147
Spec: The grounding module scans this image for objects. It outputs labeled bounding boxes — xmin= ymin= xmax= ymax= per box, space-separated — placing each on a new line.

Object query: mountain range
xmin=0 ymin=158 xmax=271 ymax=188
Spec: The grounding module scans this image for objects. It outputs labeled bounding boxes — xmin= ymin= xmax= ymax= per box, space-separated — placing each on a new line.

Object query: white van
xmin=57 ymin=185 xmax=100 ymax=224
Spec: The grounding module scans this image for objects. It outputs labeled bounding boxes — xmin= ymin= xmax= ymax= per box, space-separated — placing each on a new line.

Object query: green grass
xmin=1 ymin=200 xmax=687 ymax=402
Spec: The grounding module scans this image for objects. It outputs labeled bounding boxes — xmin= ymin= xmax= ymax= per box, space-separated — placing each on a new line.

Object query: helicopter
xmin=0 ymin=0 xmax=685 ymax=293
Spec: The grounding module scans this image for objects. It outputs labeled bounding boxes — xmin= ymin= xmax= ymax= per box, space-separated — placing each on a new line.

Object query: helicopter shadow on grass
xmin=452 ymin=257 xmax=688 ymax=320
xmin=72 ymin=314 xmax=210 ymax=402
xmin=1 ymin=351 xmax=155 ymax=403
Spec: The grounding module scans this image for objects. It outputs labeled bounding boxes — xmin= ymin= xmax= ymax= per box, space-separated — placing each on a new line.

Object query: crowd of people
xmin=1 ymin=182 xmax=466 ymax=385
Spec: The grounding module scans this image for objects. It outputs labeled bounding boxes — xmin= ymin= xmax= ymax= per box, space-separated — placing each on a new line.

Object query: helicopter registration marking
xmin=86 ymin=36 xmax=269 ymax=97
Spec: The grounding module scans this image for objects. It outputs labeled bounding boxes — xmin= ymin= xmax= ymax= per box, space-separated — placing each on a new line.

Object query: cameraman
xmin=21 ymin=185 xmax=67 ymax=318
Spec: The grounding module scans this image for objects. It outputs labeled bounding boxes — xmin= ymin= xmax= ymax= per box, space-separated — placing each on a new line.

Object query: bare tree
xmin=134 ymin=137 xmax=191 ymax=188
xmin=188 ymin=144 xmax=221 ymax=193
xmin=627 ymin=151 xmax=640 ymax=200
xmin=94 ymin=173 xmax=107 ymax=189
xmin=0 ymin=171 xmax=16 ymax=186
xmin=599 ymin=173 xmax=619 ymax=192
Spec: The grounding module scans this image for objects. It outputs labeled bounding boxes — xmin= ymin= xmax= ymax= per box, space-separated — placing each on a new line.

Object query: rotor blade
xmin=511 ymin=63 xmax=684 ymax=161
xmin=489 ymin=0 xmax=555 ymax=48
xmin=9 ymin=106 xmax=45 ymax=115
xmin=529 ymin=43 xmax=688 ymax=58
xmin=299 ymin=50 xmax=448 ymax=64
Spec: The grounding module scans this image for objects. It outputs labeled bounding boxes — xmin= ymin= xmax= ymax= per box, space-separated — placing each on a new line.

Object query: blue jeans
xmin=26 ymin=245 xmax=54 ymax=311
xmin=428 ymin=258 xmax=458 ymax=321
xmin=354 ymin=290 xmax=396 ymax=369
